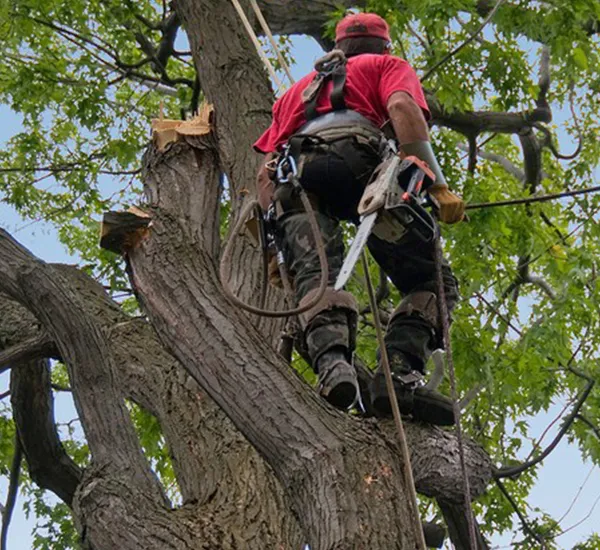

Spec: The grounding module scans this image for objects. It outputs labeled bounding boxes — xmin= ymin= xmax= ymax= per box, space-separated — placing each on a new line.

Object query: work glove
xmin=428 ymin=184 xmax=465 ymax=224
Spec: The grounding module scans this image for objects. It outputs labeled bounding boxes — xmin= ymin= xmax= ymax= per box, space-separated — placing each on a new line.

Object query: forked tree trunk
xmin=0 ymin=1 xmax=497 ymax=548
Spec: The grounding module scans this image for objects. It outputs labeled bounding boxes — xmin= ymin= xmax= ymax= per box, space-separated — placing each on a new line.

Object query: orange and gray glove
xmin=401 ymin=141 xmax=465 ymax=224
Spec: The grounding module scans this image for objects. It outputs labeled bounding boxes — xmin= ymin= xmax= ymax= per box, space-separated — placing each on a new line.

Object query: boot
xmin=316 ymin=347 xmax=359 ymax=409
xmin=370 ymin=351 xmax=455 ymax=426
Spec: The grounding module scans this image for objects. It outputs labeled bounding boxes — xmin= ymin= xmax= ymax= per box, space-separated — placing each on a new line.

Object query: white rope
xmin=229 ymin=0 xmax=285 ymax=93
xmin=248 ymin=0 xmax=296 ymax=85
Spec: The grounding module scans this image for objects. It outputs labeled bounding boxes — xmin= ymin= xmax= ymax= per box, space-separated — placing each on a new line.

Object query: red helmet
xmin=335 ymin=13 xmax=391 ymax=43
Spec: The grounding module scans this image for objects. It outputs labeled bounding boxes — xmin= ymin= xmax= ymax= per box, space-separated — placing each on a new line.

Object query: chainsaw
xmin=334 ymin=148 xmax=439 ymax=291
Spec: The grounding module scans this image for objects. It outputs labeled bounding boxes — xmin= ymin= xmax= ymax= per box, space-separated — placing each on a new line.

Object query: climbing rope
xmin=247 ymin=0 xmax=295 ymax=85
xmin=229 ymin=0 xmax=286 ymax=93
xmin=219 ymin=190 xmax=330 ymax=318
xmin=434 ymin=231 xmax=478 ymax=549
xmin=362 ymin=251 xmax=427 ymax=550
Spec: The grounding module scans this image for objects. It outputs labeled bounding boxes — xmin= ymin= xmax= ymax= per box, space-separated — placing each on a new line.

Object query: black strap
xmin=303 ymin=61 xmax=347 ymax=121
xmin=330 ymin=65 xmax=347 ymax=112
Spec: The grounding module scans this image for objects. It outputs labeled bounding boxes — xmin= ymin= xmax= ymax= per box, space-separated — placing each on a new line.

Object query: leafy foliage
xmin=1 ymin=0 xmax=600 ymax=548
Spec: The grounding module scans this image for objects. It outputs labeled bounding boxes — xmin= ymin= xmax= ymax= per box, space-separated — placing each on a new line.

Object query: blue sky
xmin=1 ymin=31 xmax=599 ymax=550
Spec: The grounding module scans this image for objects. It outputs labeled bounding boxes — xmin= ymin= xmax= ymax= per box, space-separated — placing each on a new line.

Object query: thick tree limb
xmin=437 ymin=499 xmax=490 ymax=550
xmin=10 ymin=359 xmax=82 ymax=506
xmin=256 ymin=0 xmax=364 ymax=47
xmin=0 ymin=333 xmax=57 ymax=373
xmin=114 ymin=135 xmax=494 ymax=548
xmin=0 ymin=230 xmax=165 ymax=503
xmin=428 ymin=97 xmax=551 ymax=136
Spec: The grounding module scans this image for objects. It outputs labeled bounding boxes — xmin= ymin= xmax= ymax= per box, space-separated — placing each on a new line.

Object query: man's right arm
xmin=386 ymin=91 xmax=465 ymax=224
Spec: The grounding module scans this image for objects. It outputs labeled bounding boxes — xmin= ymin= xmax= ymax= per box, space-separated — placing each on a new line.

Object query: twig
xmin=576 ymin=414 xmax=600 ymax=440
xmin=524 ymin=274 xmax=556 ymax=300
xmin=494 ymin=372 xmax=594 ymax=478
xmin=554 ymin=491 xmax=600 ymax=539
xmin=474 ymin=291 xmax=523 ymax=337
xmin=421 ymin=0 xmax=506 ymax=82
xmin=495 ymin=479 xmax=545 ymax=546
xmin=556 ymin=465 xmax=595 ymax=527
xmin=483 ymin=204 xmax=600 ymax=297
xmin=535 ymin=84 xmax=583 ymax=161
xmin=524 ymin=398 xmax=572 ymax=462
xmin=0 ymin=391 xmax=10 ymax=400
xmin=0 ymin=436 xmax=22 ymax=550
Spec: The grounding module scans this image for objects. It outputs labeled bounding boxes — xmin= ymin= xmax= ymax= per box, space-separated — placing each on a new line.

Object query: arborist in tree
xmin=253 ymin=13 xmax=465 ymax=426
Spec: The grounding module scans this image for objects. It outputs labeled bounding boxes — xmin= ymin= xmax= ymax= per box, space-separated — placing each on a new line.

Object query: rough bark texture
xmin=126 ymin=136 xmax=492 ymax=548
xmin=2 ymin=0 xmax=560 ymax=547
xmin=10 ymin=358 xmax=82 ymax=506
xmin=1 ymin=274 xmax=304 ymax=549
xmin=174 ymin=1 xmax=286 ymax=345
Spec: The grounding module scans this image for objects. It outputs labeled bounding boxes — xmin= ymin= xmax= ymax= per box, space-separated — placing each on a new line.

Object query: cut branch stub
xmin=100 ymin=209 xmax=152 ymax=255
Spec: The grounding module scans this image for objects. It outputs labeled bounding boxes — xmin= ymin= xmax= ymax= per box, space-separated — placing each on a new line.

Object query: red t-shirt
xmin=254 ymin=53 xmax=429 ymax=154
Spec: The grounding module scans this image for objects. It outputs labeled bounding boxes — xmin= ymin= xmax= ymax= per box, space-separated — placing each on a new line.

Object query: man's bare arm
xmin=386 ymin=91 xmax=465 ymax=223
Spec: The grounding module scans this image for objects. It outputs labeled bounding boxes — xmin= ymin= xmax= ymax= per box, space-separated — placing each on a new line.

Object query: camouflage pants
xmin=274 ymin=152 xmax=459 ymax=374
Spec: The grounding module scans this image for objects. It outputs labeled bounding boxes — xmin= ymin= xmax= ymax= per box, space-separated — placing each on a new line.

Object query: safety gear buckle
xmin=276 ymin=147 xmax=299 ymax=184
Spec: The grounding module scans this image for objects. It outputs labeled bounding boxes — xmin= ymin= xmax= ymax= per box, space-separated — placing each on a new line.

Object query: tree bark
xmin=121 ymin=135 xmax=492 ymax=548
xmin=0 ymin=1 xmax=535 ymax=547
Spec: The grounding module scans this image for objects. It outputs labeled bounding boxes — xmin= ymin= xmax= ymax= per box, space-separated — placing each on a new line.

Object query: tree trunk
xmin=0 ymin=1 xmax=502 ymax=548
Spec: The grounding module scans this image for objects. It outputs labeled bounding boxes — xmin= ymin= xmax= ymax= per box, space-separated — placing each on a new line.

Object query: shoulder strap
xmin=301 ymin=50 xmax=348 ymax=120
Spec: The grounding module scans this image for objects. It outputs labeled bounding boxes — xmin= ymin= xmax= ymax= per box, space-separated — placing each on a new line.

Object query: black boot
xmin=316 ymin=347 xmax=359 ymax=410
xmin=370 ymin=352 xmax=455 ymax=426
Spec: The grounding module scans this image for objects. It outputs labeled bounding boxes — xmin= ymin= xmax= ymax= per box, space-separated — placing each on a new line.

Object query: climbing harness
xmin=302 ymin=50 xmax=348 ymax=120
xmin=225 ymin=6 xmax=476 ymax=547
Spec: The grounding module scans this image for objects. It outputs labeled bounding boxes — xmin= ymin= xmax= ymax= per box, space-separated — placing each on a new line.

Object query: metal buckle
xmin=392 ymin=370 xmax=425 ymax=389
xmin=276 ymin=149 xmax=298 ymax=184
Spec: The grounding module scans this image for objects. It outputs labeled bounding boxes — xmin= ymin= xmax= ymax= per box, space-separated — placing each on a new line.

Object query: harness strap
xmin=330 ymin=63 xmax=347 ymax=112
xmin=302 ymin=50 xmax=348 ymax=120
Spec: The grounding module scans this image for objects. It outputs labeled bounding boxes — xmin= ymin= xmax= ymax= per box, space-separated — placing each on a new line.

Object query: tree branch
xmin=0 ymin=435 xmax=22 ymax=550
xmin=495 ymin=479 xmax=545 ymax=546
xmin=421 ymin=0 xmax=506 ymax=83
xmin=0 ymin=229 xmax=165 ymax=503
xmin=576 ymin=414 xmax=600 ymax=440
xmin=437 ymin=499 xmax=490 ymax=550
xmin=0 ymin=333 xmax=57 ymax=374
xmin=10 ymin=359 xmax=82 ymax=506
xmin=494 ymin=372 xmax=595 ymax=478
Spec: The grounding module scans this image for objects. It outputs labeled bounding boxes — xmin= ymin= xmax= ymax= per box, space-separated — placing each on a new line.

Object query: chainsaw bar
xmin=334 ymin=210 xmax=378 ymax=290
